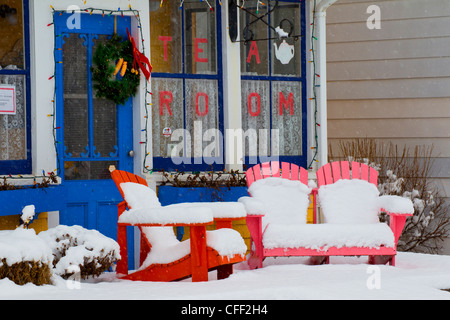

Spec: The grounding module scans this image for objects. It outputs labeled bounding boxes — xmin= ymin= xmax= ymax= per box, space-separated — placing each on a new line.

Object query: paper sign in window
xmin=0 ymin=85 xmax=16 ymax=115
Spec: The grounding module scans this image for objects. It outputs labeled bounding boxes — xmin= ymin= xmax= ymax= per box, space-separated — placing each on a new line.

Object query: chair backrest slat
xmin=261 ymin=162 xmax=272 ymax=178
xmin=340 ymin=161 xmax=350 ymax=179
xmin=331 ymin=162 xmax=341 ymax=181
xmin=281 ymin=162 xmax=291 ymax=179
xmin=290 ymin=163 xmax=299 ymax=181
xmin=316 ymin=161 xmax=379 ymax=188
xmin=299 ymin=167 xmax=308 ymax=185
xmin=271 ymin=161 xmax=281 ymax=177
xmin=246 ymin=168 xmax=255 ymax=187
xmin=360 ymin=163 xmax=369 ymax=181
xmin=351 ymin=161 xmax=360 ymax=180
xmin=253 ymin=164 xmax=262 ymax=181
xmin=369 ymin=167 xmax=378 ymax=186
xmin=323 ymin=163 xmax=333 ymax=185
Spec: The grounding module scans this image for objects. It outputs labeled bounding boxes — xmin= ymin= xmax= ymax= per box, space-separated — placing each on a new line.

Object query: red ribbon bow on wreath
xmin=127 ymin=28 xmax=152 ymax=82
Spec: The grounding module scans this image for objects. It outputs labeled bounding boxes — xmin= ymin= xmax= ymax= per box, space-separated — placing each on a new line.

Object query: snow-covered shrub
xmin=0 ymin=228 xmax=53 ymax=285
xmin=39 ymin=225 xmax=120 ymax=279
xmin=330 ymin=139 xmax=450 ymax=253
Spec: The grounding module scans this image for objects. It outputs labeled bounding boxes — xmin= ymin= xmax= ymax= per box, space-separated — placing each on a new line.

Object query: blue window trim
xmin=0 ymin=0 xmax=32 ymax=175
xmin=241 ymin=0 xmax=307 ymax=169
xmin=152 ymin=0 xmax=224 ymax=172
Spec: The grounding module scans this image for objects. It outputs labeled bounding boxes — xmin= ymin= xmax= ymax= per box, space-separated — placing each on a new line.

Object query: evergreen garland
xmin=92 ymin=34 xmax=140 ymax=105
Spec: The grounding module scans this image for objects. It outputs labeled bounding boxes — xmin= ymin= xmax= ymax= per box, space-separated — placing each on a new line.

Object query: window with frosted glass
xmin=0 ymin=0 xmax=30 ymax=173
xmin=240 ymin=0 xmax=304 ymax=163
xmin=150 ymin=0 xmax=221 ymax=168
xmin=151 ymin=78 xmax=183 ymax=158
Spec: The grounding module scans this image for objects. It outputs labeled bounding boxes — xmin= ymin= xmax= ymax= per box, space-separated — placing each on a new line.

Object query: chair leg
xmin=117 ymin=225 xmax=128 ymax=275
xmin=217 ymin=265 xmax=233 ymax=280
xmin=190 ymin=226 xmax=208 ymax=282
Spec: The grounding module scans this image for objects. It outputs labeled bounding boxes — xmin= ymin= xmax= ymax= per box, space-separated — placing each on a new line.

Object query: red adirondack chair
xmin=240 ymin=161 xmax=414 ymax=269
xmin=111 ymin=170 xmax=247 ymax=282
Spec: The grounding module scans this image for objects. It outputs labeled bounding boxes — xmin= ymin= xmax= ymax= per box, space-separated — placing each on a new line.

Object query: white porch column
xmin=314 ymin=0 xmax=339 ymax=167
xmin=221 ymin=1 xmax=243 ymax=172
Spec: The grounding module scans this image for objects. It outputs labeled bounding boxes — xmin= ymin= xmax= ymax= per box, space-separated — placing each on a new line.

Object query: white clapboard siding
xmin=325 ymin=0 xmax=450 ymax=203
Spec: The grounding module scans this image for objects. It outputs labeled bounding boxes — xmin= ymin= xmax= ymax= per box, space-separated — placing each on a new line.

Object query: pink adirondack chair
xmin=315 ymin=161 xmax=414 ymax=265
xmin=241 ymin=161 xmax=310 ymax=269
xmin=240 ymin=161 xmax=414 ymax=269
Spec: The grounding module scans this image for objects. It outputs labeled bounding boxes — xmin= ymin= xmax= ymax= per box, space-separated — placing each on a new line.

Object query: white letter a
xmin=366 ymin=5 xmax=381 ymax=30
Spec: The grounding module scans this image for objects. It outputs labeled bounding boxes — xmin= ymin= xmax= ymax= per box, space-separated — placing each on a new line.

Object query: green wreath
xmin=92 ymin=34 xmax=140 ymax=105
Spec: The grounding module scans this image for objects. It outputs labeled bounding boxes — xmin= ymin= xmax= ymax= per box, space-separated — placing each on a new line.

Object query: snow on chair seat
xmin=262 ymin=223 xmax=395 ymax=251
xmin=110 ymin=170 xmax=247 ymax=282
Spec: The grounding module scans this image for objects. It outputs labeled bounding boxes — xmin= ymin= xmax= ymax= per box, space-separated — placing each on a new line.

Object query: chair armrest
xmin=117 ymin=201 xmax=128 ymax=218
xmin=238 ymin=196 xmax=265 ymax=216
xmin=378 ymin=195 xmax=414 ymax=215
xmin=118 ymin=206 xmax=214 ymax=226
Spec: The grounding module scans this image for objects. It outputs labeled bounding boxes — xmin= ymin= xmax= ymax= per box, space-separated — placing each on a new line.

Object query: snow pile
xmin=121 ymin=182 xmax=161 ymax=209
xmin=0 ymin=228 xmax=53 ymax=266
xmin=168 ymin=202 xmax=246 ymax=219
xmin=119 ymin=206 xmax=214 ymax=225
xmin=240 ymin=177 xmax=311 ymax=227
xmin=378 ymin=195 xmax=414 ymax=214
xmin=20 ymin=205 xmax=36 ymax=227
xmin=140 ymin=227 xmax=191 ymax=266
xmin=205 ymin=228 xmax=248 ymax=257
xmin=38 ymin=225 xmax=120 ymax=278
xmin=319 ymin=179 xmax=414 ymax=223
xmin=319 ymin=179 xmax=381 ymax=224
xmin=238 ymin=196 xmax=265 ymax=215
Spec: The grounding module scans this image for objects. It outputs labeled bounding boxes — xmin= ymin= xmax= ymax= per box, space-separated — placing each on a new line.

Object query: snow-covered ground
xmin=2 ymin=252 xmax=450 ymax=300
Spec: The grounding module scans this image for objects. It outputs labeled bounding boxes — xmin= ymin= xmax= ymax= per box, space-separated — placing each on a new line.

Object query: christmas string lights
xmin=308 ymin=0 xmax=320 ymax=169
xmin=158 ymin=0 xmax=218 ymax=11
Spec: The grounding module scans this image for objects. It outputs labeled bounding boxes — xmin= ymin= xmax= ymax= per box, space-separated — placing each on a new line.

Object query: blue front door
xmin=54 ymin=13 xmax=135 ymax=266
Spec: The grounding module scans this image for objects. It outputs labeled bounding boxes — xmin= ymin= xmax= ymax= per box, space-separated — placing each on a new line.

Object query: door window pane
xmin=93 ymin=35 xmax=117 ymax=158
xmin=63 ymin=33 xmax=88 ymax=159
xmin=64 ymin=161 xmax=118 ymax=181
xmin=0 ymin=0 xmax=24 ymax=69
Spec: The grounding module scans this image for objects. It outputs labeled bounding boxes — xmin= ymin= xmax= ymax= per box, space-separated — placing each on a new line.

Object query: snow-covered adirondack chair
xmin=239 ymin=161 xmax=311 ymax=269
xmin=315 ymin=161 xmax=414 ymax=265
xmin=111 ymin=170 xmax=247 ymax=282
xmin=239 ymin=161 xmax=414 ymax=269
